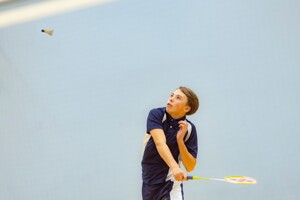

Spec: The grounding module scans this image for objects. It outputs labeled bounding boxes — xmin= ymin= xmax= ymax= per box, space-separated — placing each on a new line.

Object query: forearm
xmin=177 ymin=140 xmax=197 ymax=172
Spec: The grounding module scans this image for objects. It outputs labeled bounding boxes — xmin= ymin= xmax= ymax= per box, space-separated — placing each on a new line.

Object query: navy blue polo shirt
xmin=142 ymin=107 xmax=198 ymax=185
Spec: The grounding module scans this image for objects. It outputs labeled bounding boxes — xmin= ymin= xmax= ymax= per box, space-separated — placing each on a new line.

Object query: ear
xmin=184 ymin=105 xmax=191 ymax=114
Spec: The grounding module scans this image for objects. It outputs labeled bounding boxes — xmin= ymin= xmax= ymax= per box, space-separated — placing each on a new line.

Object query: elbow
xmin=186 ymin=169 xmax=192 ymax=173
xmin=155 ymin=141 xmax=167 ymax=152
xmin=186 ymin=166 xmax=195 ymax=172
xmin=186 ymin=159 xmax=197 ymax=172
xmin=155 ymin=141 xmax=165 ymax=149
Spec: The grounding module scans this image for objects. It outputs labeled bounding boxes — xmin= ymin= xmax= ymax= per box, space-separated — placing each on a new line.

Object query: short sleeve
xmin=146 ymin=108 xmax=164 ymax=134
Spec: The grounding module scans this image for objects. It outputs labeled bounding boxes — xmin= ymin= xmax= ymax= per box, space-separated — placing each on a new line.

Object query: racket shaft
xmin=187 ymin=176 xmax=222 ymax=181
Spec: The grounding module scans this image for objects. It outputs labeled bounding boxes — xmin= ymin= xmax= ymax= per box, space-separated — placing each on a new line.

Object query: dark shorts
xmin=142 ymin=180 xmax=183 ymax=200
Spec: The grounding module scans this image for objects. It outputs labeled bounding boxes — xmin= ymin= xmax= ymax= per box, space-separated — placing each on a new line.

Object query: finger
xmin=178 ymin=122 xmax=188 ymax=127
xmin=175 ymin=175 xmax=181 ymax=181
xmin=179 ymin=122 xmax=188 ymax=126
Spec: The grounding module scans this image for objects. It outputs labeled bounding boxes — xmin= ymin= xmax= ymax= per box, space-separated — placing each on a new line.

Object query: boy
xmin=142 ymin=86 xmax=199 ymax=200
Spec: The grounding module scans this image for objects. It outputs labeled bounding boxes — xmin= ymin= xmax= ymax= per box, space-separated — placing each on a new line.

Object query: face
xmin=166 ymin=89 xmax=191 ymax=119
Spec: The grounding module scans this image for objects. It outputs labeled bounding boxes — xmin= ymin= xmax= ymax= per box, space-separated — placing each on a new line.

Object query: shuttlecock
xmin=41 ymin=29 xmax=54 ymax=36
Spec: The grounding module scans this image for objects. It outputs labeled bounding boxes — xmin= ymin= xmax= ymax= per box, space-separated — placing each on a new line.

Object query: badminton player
xmin=142 ymin=86 xmax=199 ymax=200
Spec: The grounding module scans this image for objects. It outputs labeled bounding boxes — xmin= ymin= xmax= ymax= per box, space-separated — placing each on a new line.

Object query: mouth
xmin=167 ymin=103 xmax=172 ymax=107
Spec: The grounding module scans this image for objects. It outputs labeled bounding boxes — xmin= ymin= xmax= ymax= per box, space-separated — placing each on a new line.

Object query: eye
xmin=176 ymin=96 xmax=182 ymax=100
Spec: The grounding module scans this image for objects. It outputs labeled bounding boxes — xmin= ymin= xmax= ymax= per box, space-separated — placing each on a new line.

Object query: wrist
xmin=170 ymin=165 xmax=180 ymax=171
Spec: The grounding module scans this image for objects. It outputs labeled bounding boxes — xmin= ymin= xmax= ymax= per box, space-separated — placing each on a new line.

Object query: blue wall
xmin=1 ymin=0 xmax=300 ymax=199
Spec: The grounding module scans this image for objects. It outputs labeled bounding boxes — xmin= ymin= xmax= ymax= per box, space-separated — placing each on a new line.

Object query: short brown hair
xmin=178 ymin=86 xmax=199 ymax=115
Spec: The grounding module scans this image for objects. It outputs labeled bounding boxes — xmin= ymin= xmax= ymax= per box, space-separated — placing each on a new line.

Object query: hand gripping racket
xmin=187 ymin=175 xmax=257 ymax=185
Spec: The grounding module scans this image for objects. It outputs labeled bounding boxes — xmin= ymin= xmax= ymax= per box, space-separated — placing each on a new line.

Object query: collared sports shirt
xmin=142 ymin=107 xmax=198 ymax=185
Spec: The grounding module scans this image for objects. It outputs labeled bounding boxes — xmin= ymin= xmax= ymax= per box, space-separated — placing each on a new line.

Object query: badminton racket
xmin=187 ymin=175 xmax=257 ymax=185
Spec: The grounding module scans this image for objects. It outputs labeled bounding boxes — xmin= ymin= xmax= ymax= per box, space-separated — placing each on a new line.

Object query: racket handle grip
xmin=187 ymin=176 xmax=194 ymax=180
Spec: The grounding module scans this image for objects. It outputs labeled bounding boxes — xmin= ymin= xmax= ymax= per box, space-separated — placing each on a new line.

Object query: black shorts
xmin=142 ymin=180 xmax=184 ymax=200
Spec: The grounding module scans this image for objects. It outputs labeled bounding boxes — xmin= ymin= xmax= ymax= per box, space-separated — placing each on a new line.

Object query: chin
xmin=166 ymin=107 xmax=173 ymax=114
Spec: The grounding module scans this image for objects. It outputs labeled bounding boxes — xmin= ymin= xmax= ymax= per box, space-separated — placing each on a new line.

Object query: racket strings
xmin=225 ymin=176 xmax=257 ymax=184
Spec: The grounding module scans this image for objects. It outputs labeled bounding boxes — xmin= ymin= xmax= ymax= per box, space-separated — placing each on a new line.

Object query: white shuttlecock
xmin=41 ymin=29 xmax=54 ymax=36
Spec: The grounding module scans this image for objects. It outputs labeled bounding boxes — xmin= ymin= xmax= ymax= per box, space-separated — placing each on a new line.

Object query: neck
xmin=167 ymin=112 xmax=185 ymax=119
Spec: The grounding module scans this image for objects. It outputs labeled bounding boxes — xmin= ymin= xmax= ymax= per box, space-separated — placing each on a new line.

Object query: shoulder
xmin=147 ymin=107 xmax=166 ymax=124
xmin=148 ymin=107 xmax=166 ymax=117
xmin=186 ymin=119 xmax=197 ymax=131
xmin=146 ymin=107 xmax=166 ymax=132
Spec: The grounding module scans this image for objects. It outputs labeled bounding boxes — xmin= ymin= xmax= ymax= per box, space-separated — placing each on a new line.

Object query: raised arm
xmin=176 ymin=121 xmax=197 ymax=172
